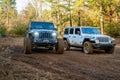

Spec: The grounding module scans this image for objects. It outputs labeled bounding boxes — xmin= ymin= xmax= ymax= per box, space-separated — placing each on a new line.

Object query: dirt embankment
xmin=0 ymin=37 xmax=120 ymax=80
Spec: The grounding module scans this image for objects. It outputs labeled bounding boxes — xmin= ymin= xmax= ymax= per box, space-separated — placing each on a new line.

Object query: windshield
xmin=31 ymin=22 xmax=54 ymax=29
xmin=81 ymin=27 xmax=100 ymax=34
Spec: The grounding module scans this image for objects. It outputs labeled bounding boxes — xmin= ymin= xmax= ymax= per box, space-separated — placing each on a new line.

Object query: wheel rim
xmin=84 ymin=43 xmax=89 ymax=53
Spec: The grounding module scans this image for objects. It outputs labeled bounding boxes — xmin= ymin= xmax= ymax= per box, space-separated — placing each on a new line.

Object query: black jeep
xmin=24 ymin=21 xmax=64 ymax=54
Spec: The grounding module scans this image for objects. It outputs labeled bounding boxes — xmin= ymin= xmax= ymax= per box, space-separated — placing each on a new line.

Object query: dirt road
xmin=0 ymin=37 xmax=120 ymax=80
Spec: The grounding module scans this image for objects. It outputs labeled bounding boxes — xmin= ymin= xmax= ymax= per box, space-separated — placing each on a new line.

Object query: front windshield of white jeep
xmin=81 ymin=27 xmax=100 ymax=34
xmin=31 ymin=22 xmax=54 ymax=29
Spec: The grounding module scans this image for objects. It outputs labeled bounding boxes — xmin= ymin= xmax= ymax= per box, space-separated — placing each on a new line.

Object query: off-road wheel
xmin=83 ymin=41 xmax=93 ymax=54
xmin=24 ymin=37 xmax=32 ymax=54
xmin=105 ymin=47 xmax=114 ymax=54
xmin=55 ymin=39 xmax=64 ymax=54
xmin=64 ymin=40 xmax=70 ymax=50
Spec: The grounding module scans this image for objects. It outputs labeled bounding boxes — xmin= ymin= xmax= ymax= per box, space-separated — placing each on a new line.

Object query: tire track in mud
xmin=12 ymin=47 xmax=120 ymax=80
xmin=12 ymin=52 xmax=88 ymax=80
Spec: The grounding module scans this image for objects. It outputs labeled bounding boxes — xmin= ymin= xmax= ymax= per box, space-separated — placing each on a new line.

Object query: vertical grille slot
xmin=97 ymin=37 xmax=109 ymax=42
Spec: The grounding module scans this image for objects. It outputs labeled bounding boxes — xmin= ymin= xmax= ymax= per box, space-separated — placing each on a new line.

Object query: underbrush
xmin=9 ymin=24 xmax=26 ymax=37
xmin=105 ymin=23 xmax=120 ymax=37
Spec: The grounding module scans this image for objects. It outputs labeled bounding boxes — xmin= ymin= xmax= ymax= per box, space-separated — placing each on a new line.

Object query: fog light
xmin=96 ymin=40 xmax=99 ymax=43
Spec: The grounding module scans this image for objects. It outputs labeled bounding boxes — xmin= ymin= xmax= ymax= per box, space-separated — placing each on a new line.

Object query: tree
xmin=29 ymin=0 xmax=43 ymax=20
xmin=0 ymin=0 xmax=119 ymax=36
xmin=74 ymin=0 xmax=87 ymax=26
xmin=0 ymin=0 xmax=16 ymax=30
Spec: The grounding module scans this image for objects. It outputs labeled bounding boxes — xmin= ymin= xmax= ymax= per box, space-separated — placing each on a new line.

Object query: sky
xmin=16 ymin=0 xmax=50 ymax=13
xmin=16 ymin=0 xmax=29 ymax=13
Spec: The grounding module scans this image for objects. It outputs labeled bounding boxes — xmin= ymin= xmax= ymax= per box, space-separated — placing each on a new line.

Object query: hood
xmin=30 ymin=29 xmax=55 ymax=33
xmin=82 ymin=34 xmax=110 ymax=38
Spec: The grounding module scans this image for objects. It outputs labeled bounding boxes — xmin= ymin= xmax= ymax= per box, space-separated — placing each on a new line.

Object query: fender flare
xmin=63 ymin=37 xmax=70 ymax=45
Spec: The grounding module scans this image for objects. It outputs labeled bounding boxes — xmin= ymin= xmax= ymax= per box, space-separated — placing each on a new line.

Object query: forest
xmin=0 ymin=0 xmax=120 ymax=37
xmin=0 ymin=1 xmax=120 ymax=80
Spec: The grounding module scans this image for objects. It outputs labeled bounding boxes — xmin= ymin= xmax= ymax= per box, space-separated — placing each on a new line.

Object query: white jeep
xmin=63 ymin=26 xmax=116 ymax=54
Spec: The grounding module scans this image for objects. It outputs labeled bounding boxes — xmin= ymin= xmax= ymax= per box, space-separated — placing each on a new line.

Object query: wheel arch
xmin=63 ymin=37 xmax=70 ymax=44
xmin=63 ymin=37 xmax=67 ymax=40
xmin=26 ymin=32 xmax=32 ymax=39
xmin=82 ymin=38 xmax=91 ymax=46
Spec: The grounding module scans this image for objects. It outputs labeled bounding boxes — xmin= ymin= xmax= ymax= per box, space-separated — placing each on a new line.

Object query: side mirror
xmin=26 ymin=27 xmax=28 ymax=30
xmin=55 ymin=28 xmax=58 ymax=31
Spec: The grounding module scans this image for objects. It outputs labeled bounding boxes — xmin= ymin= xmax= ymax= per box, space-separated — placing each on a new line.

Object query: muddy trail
xmin=0 ymin=37 xmax=120 ymax=80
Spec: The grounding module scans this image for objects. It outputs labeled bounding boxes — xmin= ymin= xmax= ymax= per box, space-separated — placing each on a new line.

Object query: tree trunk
xmin=68 ymin=0 xmax=72 ymax=27
xmin=7 ymin=6 xmax=9 ymax=28
xmin=78 ymin=11 xmax=81 ymax=26
xmin=100 ymin=15 xmax=104 ymax=34
xmin=100 ymin=2 xmax=104 ymax=34
xmin=70 ymin=11 xmax=72 ymax=26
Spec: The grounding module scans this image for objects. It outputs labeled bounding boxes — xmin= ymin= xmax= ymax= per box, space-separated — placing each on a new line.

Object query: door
xmin=72 ymin=28 xmax=83 ymax=47
xmin=68 ymin=28 xmax=74 ymax=46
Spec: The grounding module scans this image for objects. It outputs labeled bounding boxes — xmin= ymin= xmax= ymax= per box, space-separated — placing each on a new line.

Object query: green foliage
xmin=117 ymin=6 xmax=120 ymax=12
xmin=0 ymin=27 xmax=7 ymax=36
xmin=105 ymin=23 xmax=120 ymax=37
xmin=0 ymin=0 xmax=17 ymax=31
xmin=0 ymin=0 xmax=16 ymax=7
xmin=10 ymin=24 xmax=26 ymax=36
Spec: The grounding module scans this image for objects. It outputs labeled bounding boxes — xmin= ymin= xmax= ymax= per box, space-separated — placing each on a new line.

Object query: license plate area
xmin=43 ymin=39 xmax=49 ymax=43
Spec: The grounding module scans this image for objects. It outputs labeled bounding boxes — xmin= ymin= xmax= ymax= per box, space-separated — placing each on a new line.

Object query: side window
xmin=70 ymin=28 xmax=74 ymax=34
xmin=64 ymin=28 xmax=69 ymax=34
xmin=75 ymin=28 xmax=81 ymax=35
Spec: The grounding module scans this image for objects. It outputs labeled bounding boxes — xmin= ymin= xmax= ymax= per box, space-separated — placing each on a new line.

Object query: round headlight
xmin=110 ymin=37 xmax=115 ymax=44
xmin=111 ymin=38 xmax=115 ymax=41
xmin=34 ymin=32 xmax=39 ymax=37
xmin=52 ymin=32 xmax=57 ymax=36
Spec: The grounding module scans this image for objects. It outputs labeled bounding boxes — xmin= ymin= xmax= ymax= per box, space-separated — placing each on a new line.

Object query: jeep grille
xmin=39 ymin=32 xmax=52 ymax=38
xmin=97 ymin=37 xmax=109 ymax=43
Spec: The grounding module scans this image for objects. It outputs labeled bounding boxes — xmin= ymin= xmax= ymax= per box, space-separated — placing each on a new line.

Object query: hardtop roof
xmin=64 ymin=26 xmax=97 ymax=29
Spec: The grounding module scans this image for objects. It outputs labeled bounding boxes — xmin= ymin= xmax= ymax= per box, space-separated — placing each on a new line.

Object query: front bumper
xmin=92 ymin=43 xmax=115 ymax=49
xmin=33 ymin=38 xmax=57 ymax=46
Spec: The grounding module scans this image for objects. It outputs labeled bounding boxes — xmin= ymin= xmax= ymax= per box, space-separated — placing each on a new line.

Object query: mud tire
xmin=24 ymin=37 xmax=32 ymax=54
xmin=83 ymin=41 xmax=93 ymax=54
xmin=64 ymin=40 xmax=70 ymax=50
xmin=55 ymin=39 xmax=64 ymax=54
xmin=105 ymin=47 xmax=114 ymax=54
